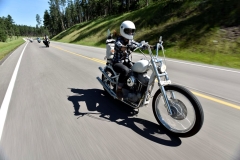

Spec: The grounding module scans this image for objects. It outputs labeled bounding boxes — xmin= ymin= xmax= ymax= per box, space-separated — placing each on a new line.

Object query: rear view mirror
xmin=159 ymin=36 xmax=162 ymax=43
xmin=107 ymin=29 xmax=113 ymax=39
xmin=107 ymin=29 xmax=111 ymax=37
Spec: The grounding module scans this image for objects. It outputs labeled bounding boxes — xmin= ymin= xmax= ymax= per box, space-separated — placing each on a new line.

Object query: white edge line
xmin=0 ymin=41 xmax=28 ymax=141
xmin=1 ymin=52 xmax=15 ymax=66
xmin=166 ymin=59 xmax=240 ymax=74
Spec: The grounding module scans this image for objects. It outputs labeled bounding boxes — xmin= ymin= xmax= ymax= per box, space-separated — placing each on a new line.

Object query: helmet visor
xmin=124 ymin=28 xmax=135 ymax=35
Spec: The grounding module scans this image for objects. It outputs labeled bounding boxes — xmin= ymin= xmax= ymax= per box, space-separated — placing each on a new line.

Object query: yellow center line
xmin=53 ymin=45 xmax=92 ymax=60
xmin=52 ymin=45 xmax=240 ymax=110
xmin=91 ymin=58 xmax=106 ymax=64
xmin=53 ymin=45 xmax=106 ymax=64
xmin=191 ymin=91 xmax=240 ymax=110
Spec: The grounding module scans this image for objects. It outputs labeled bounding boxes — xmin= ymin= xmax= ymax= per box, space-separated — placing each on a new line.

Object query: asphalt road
xmin=0 ymin=39 xmax=240 ymax=160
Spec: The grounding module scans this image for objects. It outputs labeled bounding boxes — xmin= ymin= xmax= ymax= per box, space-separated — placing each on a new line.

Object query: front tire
xmin=152 ymin=84 xmax=204 ymax=137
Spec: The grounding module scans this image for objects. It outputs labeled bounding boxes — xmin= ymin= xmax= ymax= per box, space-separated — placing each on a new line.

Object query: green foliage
xmin=0 ymin=14 xmax=47 ymax=39
xmin=0 ymin=28 xmax=7 ymax=42
xmin=0 ymin=37 xmax=25 ymax=60
xmin=52 ymin=0 xmax=240 ymax=69
xmin=36 ymin=14 xmax=42 ymax=27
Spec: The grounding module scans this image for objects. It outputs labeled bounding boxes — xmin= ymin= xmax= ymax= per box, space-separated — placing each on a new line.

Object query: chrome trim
xmin=99 ymin=67 xmax=117 ymax=84
xmin=97 ymin=77 xmax=117 ymax=98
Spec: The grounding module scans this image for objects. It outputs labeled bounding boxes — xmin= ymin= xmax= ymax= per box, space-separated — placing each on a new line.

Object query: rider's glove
xmin=127 ymin=45 xmax=135 ymax=51
xmin=153 ymin=45 xmax=158 ymax=50
xmin=141 ymin=45 xmax=147 ymax=50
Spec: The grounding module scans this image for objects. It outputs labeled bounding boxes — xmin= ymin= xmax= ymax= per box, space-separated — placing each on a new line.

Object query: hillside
xmin=53 ymin=0 xmax=240 ymax=69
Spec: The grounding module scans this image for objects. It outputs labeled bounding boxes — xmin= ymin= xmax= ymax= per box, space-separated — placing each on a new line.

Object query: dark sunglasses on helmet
xmin=124 ymin=28 xmax=135 ymax=35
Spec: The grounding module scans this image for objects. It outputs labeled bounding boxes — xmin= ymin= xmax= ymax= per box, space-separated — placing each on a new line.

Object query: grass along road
xmin=0 ymin=37 xmax=25 ymax=61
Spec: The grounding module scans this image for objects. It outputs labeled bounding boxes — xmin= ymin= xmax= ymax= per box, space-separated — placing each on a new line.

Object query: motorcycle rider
xmin=43 ymin=35 xmax=49 ymax=46
xmin=112 ymin=20 xmax=141 ymax=100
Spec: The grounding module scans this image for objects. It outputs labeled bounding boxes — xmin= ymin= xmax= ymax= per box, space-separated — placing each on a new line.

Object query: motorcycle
xmin=43 ymin=38 xmax=50 ymax=47
xmin=37 ymin=37 xmax=41 ymax=43
xmin=96 ymin=31 xmax=204 ymax=137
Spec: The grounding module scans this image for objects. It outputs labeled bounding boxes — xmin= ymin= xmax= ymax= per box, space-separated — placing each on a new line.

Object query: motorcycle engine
xmin=127 ymin=76 xmax=136 ymax=87
xmin=125 ymin=73 xmax=150 ymax=103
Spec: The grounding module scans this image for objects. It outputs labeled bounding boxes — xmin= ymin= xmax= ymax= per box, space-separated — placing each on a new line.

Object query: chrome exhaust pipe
xmin=96 ymin=77 xmax=117 ymax=99
xmin=97 ymin=77 xmax=140 ymax=108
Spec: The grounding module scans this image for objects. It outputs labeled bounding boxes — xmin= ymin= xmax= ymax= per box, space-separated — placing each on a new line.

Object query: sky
xmin=0 ymin=0 xmax=49 ymax=27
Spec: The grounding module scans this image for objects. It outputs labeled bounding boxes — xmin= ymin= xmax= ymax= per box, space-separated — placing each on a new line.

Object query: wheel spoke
xmin=155 ymin=89 xmax=196 ymax=133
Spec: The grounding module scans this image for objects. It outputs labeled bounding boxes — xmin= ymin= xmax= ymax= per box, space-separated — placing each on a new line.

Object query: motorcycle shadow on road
xmin=67 ymin=88 xmax=182 ymax=146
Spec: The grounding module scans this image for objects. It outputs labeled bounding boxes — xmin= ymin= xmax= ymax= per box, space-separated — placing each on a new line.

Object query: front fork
xmin=151 ymin=60 xmax=174 ymax=116
xmin=159 ymin=84 xmax=173 ymax=115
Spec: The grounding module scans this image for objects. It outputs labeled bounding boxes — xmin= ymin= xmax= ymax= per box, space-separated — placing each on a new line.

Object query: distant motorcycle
xmin=37 ymin=37 xmax=41 ymax=43
xmin=29 ymin=38 xmax=33 ymax=43
xmin=97 ymin=32 xmax=204 ymax=137
xmin=43 ymin=38 xmax=50 ymax=47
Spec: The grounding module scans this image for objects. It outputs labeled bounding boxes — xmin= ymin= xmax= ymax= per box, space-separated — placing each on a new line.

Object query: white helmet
xmin=120 ymin=20 xmax=136 ymax=40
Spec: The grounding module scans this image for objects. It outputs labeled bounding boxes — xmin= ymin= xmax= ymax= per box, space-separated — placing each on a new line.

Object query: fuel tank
xmin=131 ymin=60 xmax=149 ymax=73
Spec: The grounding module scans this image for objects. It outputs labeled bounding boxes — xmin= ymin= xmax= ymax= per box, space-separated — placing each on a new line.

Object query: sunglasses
xmin=124 ymin=28 xmax=135 ymax=35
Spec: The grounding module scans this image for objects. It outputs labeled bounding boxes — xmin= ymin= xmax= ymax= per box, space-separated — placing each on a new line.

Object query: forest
xmin=1 ymin=0 xmax=239 ymax=43
xmin=0 ymin=14 xmax=49 ymax=42
xmin=43 ymin=0 xmax=161 ymax=36
xmin=0 ymin=0 xmax=158 ymax=42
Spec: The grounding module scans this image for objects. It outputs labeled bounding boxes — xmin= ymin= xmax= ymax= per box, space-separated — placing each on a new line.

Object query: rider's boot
xmin=116 ymin=83 xmax=123 ymax=100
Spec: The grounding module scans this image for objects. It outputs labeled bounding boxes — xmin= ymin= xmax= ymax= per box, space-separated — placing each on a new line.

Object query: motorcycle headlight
xmin=157 ymin=63 xmax=166 ymax=73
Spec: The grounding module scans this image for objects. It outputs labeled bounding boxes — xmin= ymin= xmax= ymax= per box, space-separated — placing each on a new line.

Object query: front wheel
xmin=152 ymin=84 xmax=204 ymax=137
